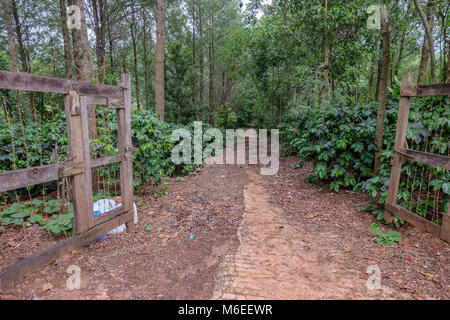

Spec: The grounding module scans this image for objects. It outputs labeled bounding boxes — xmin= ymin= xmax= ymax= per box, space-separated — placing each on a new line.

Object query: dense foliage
xmin=0 ymin=108 xmax=208 ymax=235
xmin=281 ymin=96 xmax=449 ymax=227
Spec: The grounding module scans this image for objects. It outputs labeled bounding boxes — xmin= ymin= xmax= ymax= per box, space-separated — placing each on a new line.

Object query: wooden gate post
xmin=118 ymin=74 xmax=135 ymax=232
xmin=64 ymin=89 xmax=93 ymax=234
xmin=441 ymin=206 xmax=450 ymax=242
xmin=385 ymin=72 xmax=412 ymax=223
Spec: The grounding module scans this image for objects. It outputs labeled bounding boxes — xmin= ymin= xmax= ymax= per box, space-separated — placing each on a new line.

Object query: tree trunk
xmin=69 ymin=0 xmax=98 ymax=189
xmin=130 ymin=7 xmax=140 ymax=110
xmin=209 ymin=12 xmax=215 ymax=127
xmin=59 ymin=0 xmax=74 ymax=77
xmin=447 ymin=38 xmax=450 ymax=83
xmin=191 ymin=2 xmax=197 ymax=108
xmin=322 ymin=0 xmax=330 ymax=100
xmin=366 ymin=54 xmax=377 ymax=104
xmin=416 ymin=0 xmax=435 ymax=84
xmin=2 ymin=0 xmax=18 ymax=71
xmin=155 ymin=0 xmax=166 ymax=121
xmin=374 ymin=6 xmax=390 ymax=174
xmin=11 ymin=0 xmax=28 ymax=73
xmin=199 ymin=6 xmax=204 ymax=109
xmin=12 ymin=0 xmax=36 ymax=113
xmin=142 ymin=9 xmax=150 ymax=110
xmin=414 ymin=0 xmax=436 ymax=84
xmin=91 ymin=0 xmax=107 ymax=82
xmin=281 ymin=0 xmax=292 ymax=101
xmin=69 ymin=0 xmax=92 ymax=81
xmin=107 ymin=3 xmax=114 ymax=71
xmin=375 ymin=40 xmax=383 ymax=101
xmin=393 ymin=2 xmax=411 ymax=81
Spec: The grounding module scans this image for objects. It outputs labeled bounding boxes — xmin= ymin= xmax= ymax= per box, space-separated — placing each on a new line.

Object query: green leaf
xmin=370 ymin=227 xmax=384 ymax=237
xmin=442 ymin=183 xmax=450 ymax=195
xmin=29 ymin=214 xmax=46 ymax=226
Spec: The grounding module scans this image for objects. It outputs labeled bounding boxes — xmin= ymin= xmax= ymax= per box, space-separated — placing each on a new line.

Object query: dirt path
xmin=212 ymin=169 xmax=408 ymax=299
xmin=1 ymin=155 xmax=448 ymax=300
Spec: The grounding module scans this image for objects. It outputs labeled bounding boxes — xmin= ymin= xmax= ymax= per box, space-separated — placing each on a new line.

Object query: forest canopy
xmin=0 ymin=0 xmax=447 ymax=127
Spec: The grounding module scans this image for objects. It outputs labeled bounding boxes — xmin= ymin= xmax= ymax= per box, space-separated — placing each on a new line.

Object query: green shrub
xmin=281 ymin=96 xmax=449 ymax=226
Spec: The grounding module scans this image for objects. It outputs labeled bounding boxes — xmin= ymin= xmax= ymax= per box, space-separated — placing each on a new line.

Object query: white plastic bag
xmin=93 ymin=199 xmax=138 ymax=236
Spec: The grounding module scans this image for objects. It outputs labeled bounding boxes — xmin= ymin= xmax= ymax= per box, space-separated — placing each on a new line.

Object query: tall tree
xmin=11 ymin=0 xmax=36 ymax=111
xmin=155 ymin=0 xmax=166 ymax=121
xmin=322 ymin=0 xmax=330 ymax=99
xmin=208 ymin=2 xmax=215 ymax=126
xmin=127 ymin=2 xmax=141 ymax=109
xmin=416 ymin=0 xmax=436 ymax=84
xmin=68 ymin=0 xmax=99 ymax=189
xmin=2 ymin=0 xmax=19 ymax=71
xmin=59 ymin=0 xmax=74 ymax=77
xmin=198 ymin=2 xmax=205 ymax=109
xmin=69 ymin=0 xmax=93 ymax=82
xmin=374 ymin=5 xmax=391 ymax=174
xmin=11 ymin=0 xmax=28 ymax=73
xmin=142 ymin=7 xmax=151 ymax=109
xmin=414 ymin=0 xmax=437 ymax=84
xmin=91 ymin=0 xmax=107 ymax=82
xmin=447 ymin=38 xmax=450 ymax=83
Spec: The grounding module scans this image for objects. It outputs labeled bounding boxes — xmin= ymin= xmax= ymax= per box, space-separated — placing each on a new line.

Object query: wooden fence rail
xmin=0 ymin=71 xmax=135 ymax=287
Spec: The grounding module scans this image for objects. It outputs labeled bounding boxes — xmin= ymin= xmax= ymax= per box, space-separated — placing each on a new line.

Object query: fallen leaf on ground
xmin=42 ymin=283 xmax=53 ymax=291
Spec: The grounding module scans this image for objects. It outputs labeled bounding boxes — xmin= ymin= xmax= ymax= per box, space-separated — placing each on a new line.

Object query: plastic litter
xmin=189 ymin=235 xmax=195 ymax=240
xmin=93 ymin=199 xmax=138 ymax=238
xmin=193 ymin=196 xmax=203 ymax=201
xmin=146 ymin=225 xmax=150 ymax=231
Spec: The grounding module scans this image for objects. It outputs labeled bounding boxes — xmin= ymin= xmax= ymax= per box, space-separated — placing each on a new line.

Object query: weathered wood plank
xmin=85 ymin=96 xmax=108 ymax=106
xmin=0 ymin=70 xmax=123 ymax=99
xmin=84 ymin=96 xmax=125 ymax=108
xmin=90 ymin=155 xmax=121 ymax=169
xmin=385 ymin=203 xmax=441 ymax=237
xmin=119 ymin=75 xmax=135 ymax=232
xmin=397 ymin=148 xmax=450 ymax=170
xmin=94 ymin=205 xmax=126 ymax=226
xmin=386 ymin=72 xmax=413 ymax=222
xmin=58 ymin=162 xmax=85 ymax=179
xmin=401 ymin=83 xmax=450 ymax=97
xmin=0 ymin=162 xmax=84 ymax=193
xmin=79 ymin=96 xmax=95 ymax=231
xmin=65 ymin=92 xmax=91 ymax=235
xmin=440 ymin=205 xmax=450 ymax=243
xmin=0 ymin=210 xmax=133 ymax=288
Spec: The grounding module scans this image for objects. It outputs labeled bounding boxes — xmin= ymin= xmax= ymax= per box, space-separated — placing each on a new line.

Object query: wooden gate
xmin=385 ymin=72 xmax=450 ymax=242
xmin=0 ymin=71 xmax=135 ymax=287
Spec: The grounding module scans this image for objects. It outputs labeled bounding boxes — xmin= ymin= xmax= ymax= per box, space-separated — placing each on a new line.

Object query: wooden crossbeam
xmin=0 ymin=162 xmax=84 ymax=193
xmin=385 ymin=203 xmax=441 ymax=236
xmin=90 ymin=155 xmax=122 ymax=169
xmin=0 ymin=71 xmax=123 ymax=99
xmin=94 ymin=205 xmax=126 ymax=225
xmin=396 ymin=148 xmax=450 ymax=170
xmin=401 ymin=83 xmax=450 ymax=97
xmin=85 ymin=96 xmax=125 ymax=108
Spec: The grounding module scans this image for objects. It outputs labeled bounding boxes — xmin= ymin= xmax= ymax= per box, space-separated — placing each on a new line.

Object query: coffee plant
xmin=281 ymin=96 xmax=449 ymax=227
